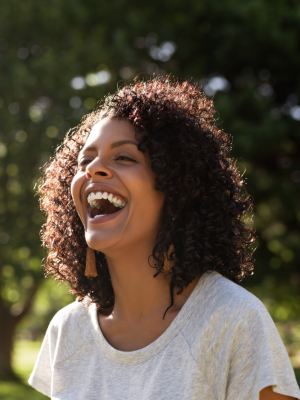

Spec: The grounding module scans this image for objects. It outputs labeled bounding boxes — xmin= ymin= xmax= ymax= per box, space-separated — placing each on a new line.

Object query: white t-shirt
xmin=29 ymin=271 xmax=300 ymax=400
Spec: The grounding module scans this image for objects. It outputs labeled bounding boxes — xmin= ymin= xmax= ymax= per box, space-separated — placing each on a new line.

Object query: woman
xmin=29 ymin=77 xmax=300 ymax=399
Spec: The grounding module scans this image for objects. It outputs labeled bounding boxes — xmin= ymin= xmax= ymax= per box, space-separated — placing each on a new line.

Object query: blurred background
xmin=0 ymin=0 xmax=300 ymax=398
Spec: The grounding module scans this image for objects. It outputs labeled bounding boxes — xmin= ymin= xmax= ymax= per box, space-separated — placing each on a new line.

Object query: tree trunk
xmin=0 ymin=285 xmax=39 ymax=381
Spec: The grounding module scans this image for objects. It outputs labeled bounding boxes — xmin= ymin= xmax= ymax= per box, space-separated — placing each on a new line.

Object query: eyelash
xmin=115 ymin=156 xmax=136 ymax=162
xmin=78 ymin=160 xmax=91 ymax=167
xmin=78 ymin=156 xmax=136 ymax=167
xmin=78 ymin=160 xmax=90 ymax=167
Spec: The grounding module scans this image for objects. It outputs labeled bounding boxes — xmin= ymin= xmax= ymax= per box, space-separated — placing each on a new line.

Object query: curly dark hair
xmin=39 ymin=76 xmax=255 ymax=314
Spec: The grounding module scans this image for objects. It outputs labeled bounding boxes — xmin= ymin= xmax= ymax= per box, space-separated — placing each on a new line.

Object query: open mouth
xmin=87 ymin=191 xmax=127 ymax=219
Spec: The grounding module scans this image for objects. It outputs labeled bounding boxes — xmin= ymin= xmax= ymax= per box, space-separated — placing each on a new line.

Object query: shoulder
xmin=182 ymin=272 xmax=273 ymax=351
xmin=198 ymin=271 xmax=267 ymax=315
xmin=50 ymin=299 xmax=89 ymax=329
xmin=185 ymin=273 xmax=300 ymax=399
xmin=196 ymin=271 xmax=267 ymax=314
xmin=51 ymin=301 xmax=88 ymax=326
xmin=47 ymin=300 xmax=94 ymax=365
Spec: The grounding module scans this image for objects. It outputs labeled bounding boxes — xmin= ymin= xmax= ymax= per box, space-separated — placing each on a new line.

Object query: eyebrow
xmin=110 ymin=140 xmax=138 ymax=149
xmin=78 ymin=140 xmax=138 ymax=158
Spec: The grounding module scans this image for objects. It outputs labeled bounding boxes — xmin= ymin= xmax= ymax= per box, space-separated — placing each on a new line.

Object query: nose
xmin=85 ymin=157 xmax=112 ymax=179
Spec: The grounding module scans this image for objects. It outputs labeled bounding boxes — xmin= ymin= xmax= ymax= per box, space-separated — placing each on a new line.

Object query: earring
xmin=85 ymin=247 xmax=98 ymax=277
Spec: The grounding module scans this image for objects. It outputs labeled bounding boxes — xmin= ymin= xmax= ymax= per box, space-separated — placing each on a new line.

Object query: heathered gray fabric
xmin=29 ymin=272 xmax=300 ymax=400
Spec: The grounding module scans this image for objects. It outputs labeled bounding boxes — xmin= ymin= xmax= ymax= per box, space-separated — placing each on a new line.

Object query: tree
xmin=1 ymin=0 xmax=299 ymax=378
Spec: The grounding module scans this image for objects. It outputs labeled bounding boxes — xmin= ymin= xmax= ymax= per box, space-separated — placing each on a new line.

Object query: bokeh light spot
xmin=31 ymin=44 xmax=42 ymax=56
xmin=290 ymin=106 xmax=300 ymax=121
xmin=8 ymin=102 xmax=20 ymax=114
xmin=18 ymin=247 xmax=31 ymax=259
xmin=86 ymin=73 xmax=99 ymax=87
xmin=119 ymin=67 xmax=134 ymax=80
xmin=2 ymin=265 xmax=14 ymax=277
xmin=0 ymin=233 xmax=10 ymax=244
xmin=201 ymin=76 xmax=231 ymax=96
xmin=29 ymin=106 xmax=42 ymax=122
xmin=0 ymin=143 xmax=7 ymax=158
xmin=281 ymin=249 xmax=294 ymax=263
xmin=150 ymin=41 xmax=176 ymax=62
xmin=15 ymin=130 xmax=27 ymax=142
xmin=21 ymin=275 xmax=34 ymax=289
xmin=46 ymin=126 xmax=59 ymax=138
xmin=97 ymin=70 xmax=111 ymax=84
xmin=70 ymin=96 xmax=81 ymax=109
xmin=84 ymin=98 xmax=96 ymax=110
xmin=7 ymin=289 xmax=20 ymax=302
xmin=258 ymin=83 xmax=274 ymax=97
xmin=71 ymin=76 xmax=86 ymax=90
xmin=17 ymin=47 xmax=29 ymax=59
xmin=6 ymin=164 xmax=18 ymax=176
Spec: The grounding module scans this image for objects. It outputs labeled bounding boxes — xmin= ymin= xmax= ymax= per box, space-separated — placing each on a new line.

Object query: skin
xmin=260 ymin=387 xmax=296 ymax=400
xmin=71 ymin=117 xmax=199 ymax=351
xmin=72 ymin=118 xmax=295 ymax=400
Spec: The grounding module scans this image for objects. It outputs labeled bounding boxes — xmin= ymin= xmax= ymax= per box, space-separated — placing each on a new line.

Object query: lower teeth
xmin=94 ymin=214 xmax=107 ymax=219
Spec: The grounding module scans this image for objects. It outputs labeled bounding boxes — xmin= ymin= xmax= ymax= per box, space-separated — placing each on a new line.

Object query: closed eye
xmin=78 ymin=155 xmax=136 ymax=169
xmin=78 ymin=159 xmax=93 ymax=167
xmin=116 ymin=156 xmax=136 ymax=162
xmin=78 ymin=158 xmax=93 ymax=169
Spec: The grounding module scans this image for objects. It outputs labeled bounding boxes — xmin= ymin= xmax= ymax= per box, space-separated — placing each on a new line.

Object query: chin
xmin=85 ymin=230 xmax=122 ymax=254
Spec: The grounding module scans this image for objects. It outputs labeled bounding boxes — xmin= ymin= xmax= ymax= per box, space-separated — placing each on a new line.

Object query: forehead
xmin=84 ymin=118 xmax=136 ymax=148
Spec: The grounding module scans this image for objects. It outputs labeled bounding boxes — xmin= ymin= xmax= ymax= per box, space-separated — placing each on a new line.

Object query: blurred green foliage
xmin=0 ymin=341 xmax=48 ymax=399
xmin=16 ymin=281 xmax=73 ymax=342
xmin=0 ymin=382 xmax=47 ymax=400
xmin=0 ymin=0 xmax=300 ymax=377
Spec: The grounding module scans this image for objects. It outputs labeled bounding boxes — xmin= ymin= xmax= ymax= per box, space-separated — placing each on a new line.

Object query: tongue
xmin=92 ymin=199 xmax=120 ymax=217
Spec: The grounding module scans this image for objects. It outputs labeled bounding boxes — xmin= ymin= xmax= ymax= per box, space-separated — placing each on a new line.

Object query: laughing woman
xmin=29 ymin=77 xmax=300 ymax=400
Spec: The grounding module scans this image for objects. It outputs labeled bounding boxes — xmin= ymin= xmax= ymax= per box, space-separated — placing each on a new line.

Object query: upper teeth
xmin=87 ymin=191 xmax=126 ymax=209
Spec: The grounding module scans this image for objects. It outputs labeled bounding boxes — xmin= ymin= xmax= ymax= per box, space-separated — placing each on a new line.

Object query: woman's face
xmin=71 ymin=117 xmax=165 ymax=254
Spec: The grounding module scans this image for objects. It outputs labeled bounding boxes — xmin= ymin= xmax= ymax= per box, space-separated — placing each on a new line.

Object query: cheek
xmin=71 ymin=173 xmax=86 ymax=221
xmin=135 ymin=177 xmax=165 ymax=219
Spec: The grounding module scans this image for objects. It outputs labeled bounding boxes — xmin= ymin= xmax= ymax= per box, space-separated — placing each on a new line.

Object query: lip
xmin=84 ymin=184 xmax=128 ymax=204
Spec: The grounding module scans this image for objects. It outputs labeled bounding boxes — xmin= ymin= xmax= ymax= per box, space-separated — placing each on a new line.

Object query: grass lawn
xmin=0 ymin=341 xmax=48 ymax=400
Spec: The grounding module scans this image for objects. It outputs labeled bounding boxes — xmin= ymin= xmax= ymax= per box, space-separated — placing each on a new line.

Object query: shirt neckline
xmin=88 ymin=271 xmax=218 ymax=365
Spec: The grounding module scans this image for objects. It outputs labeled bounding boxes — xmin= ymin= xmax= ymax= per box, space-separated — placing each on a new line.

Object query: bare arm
xmin=260 ymin=386 xmax=297 ymax=400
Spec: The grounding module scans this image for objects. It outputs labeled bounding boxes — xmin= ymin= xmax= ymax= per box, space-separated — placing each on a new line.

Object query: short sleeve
xmin=226 ymin=304 xmax=300 ymax=400
xmin=28 ymin=301 xmax=93 ymax=398
xmin=28 ymin=324 xmax=52 ymax=398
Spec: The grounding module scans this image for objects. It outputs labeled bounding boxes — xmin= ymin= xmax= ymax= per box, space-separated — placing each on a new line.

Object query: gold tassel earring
xmin=85 ymin=247 xmax=98 ymax=277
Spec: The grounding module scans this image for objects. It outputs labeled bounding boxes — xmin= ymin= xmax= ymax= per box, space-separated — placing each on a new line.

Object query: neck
xmin=104 ymin=242 xmax=199 ymax=322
